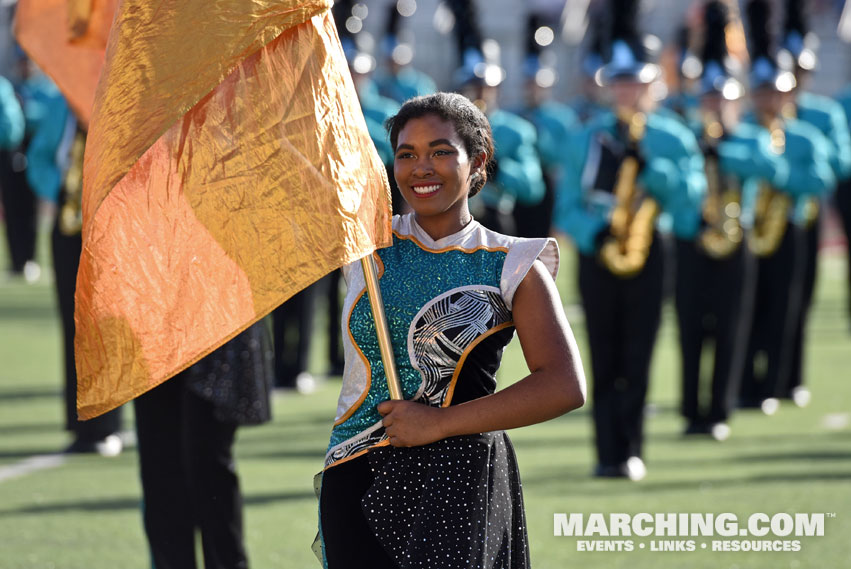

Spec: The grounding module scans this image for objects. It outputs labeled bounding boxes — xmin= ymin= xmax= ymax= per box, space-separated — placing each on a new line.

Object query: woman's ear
xmin=471 ymin=152 xmax=487 ymax=176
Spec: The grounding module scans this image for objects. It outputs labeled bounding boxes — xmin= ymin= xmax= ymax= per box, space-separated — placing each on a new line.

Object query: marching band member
xmin=373 ymin=1 xmax=437 ymax=104
xmin=513 ymin=12 xmax=580 ymax=238
xmin=448 ymin=0 xmax=545 ymax=235
xmin=23 ymin=86 xmax=126 ymax=454
xmin=675 ymin=0 xmax=783 ymax=440
xmin=554 ymin=0 xmax=706 ymax=480
xmin=0 ymin=54 xmax=33 ymax=281
xmin=774 ymin=0 xmax=851 ymax=404
xmin=568 ymin=6 xmax=608 ymax=124
xmin=738 ymin=0 xmax=835 ymax=413
xmin=660 ymin=19 xmax=702 ymax=126
xmin=835 ymin=85 xmax=851 ymax=331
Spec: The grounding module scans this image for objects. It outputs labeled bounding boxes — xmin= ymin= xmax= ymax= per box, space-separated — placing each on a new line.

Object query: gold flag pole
xmin=360 ymin=254 xmax=403 ymax=400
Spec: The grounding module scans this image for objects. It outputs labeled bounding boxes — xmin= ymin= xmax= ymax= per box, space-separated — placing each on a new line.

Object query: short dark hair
xmin=385 ymin=92 xmax=494 ymax=196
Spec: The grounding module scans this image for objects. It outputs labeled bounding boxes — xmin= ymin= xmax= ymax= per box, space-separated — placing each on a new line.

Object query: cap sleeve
xmin=341 ymin=258 xmax=360 ymax=285
xmin=499 ymin=237 xmax=559 ymax=310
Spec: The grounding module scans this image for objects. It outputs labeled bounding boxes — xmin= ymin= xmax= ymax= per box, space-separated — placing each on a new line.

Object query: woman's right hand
xmin=378 ymin=399 xmax=447 ymax=447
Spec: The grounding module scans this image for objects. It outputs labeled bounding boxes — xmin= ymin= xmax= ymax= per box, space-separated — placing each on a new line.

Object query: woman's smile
xmin=410 ymin=182 xmax=442 ymax=197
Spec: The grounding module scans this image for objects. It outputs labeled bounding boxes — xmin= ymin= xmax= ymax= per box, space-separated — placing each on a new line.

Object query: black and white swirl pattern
xmin=410 ymin=287 xmax=511 ymax=406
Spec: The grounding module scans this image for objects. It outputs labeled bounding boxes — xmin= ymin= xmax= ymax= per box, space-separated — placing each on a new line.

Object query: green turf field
xmin=1 ymin=233 xmax=849 ymax=569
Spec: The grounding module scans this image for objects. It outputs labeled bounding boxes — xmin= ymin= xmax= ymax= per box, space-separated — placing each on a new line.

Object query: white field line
xmin=0 ymin=453 xmax=67 ymax=483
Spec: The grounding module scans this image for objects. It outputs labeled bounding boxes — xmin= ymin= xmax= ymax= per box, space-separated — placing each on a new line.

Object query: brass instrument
xmin=599 ymin=110 xmax=659 ymax=278
xmin=747 ymin=117 xmax=790 ymax=257
xmin=59 ymin=130 xmax=85 ymax=236
xmin=67 ymin=0 xmax=94 ymax=40
xmin=698 ymin=114 xmax=743 ymax=259
xmin=781 ymin=102 xmax=820 ymax=228
xmin=798 ymin=196 xmax=820 ymax=228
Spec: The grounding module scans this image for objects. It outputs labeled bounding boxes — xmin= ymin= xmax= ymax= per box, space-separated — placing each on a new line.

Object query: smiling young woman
xmin=315 ymin=92 xmax=587 ymax=569
xmin=391 ymin=113 xmax=484 ymax=239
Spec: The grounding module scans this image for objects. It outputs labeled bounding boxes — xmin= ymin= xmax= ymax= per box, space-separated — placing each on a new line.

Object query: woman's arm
xmin=378 ymin=259 xmax=587 ymax=447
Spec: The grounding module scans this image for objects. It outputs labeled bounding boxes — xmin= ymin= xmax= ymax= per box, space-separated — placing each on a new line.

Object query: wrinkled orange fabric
xmin=14 ymin=0 xmax=117 ymax=125
xmin=74 ymin=1 xmax=392 ymax=419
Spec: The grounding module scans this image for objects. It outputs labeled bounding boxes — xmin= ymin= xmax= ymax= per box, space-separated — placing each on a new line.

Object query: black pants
xmin=838 ymin=183 xmax=851 ymax=326
xmin=324 ymin=269 xmax=344 ymax=375
xmin=52 ymin=219 xmax=122 ymax=440
xmin=271 ymin=282 xmax=317 ymax=387
xmin=477 ymin=204 xmax=516 ymax=236
xmin=579 ymin=238 xmax=664 ymax=467
xmin=675 ymin=239 xmax=756 ymax=424
xmin=0 ymin=149 xmax=37 ymax=273
xmin=319 ymin=456 xmax=398 ymax=568
xmin=134 ymin=373 xmax=247 ymax=569
xmin=512 ymin=171 xmax=555 ymax=239
xmin=740 ymin=226 xmax=804 ymax=404
xmin=783 ymin=213 xmax=820 ymax=396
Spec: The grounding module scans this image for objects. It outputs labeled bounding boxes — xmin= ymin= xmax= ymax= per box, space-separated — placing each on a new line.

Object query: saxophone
xmin=698 ymin=114 xmax=743 ymax=259
xmin=59 ymin=129 xmax=86 ymax=236
xmin=599 ymin=110 xmax=660 ymax=278
xmin=747 ymin=117 xmax=790 ymax=257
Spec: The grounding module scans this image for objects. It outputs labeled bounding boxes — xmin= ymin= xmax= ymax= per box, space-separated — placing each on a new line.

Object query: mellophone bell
xmin=553 ymin=0 xmax=706 ymax=481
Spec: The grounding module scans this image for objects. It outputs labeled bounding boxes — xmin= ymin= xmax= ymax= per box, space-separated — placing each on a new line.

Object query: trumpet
xmin=599 ymin=110 xmax=659 ymax=278
xmin=59 ymin=130 xmax=85 ymax=237
xmin=698 ymin=114 xmax=743 ymax=259
xmin=747 ymin=117 xmax=790 ymax=257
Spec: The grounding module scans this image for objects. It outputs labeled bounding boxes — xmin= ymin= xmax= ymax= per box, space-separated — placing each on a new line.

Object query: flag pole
xmin=360 ymin=254 xmax=403 ymax=400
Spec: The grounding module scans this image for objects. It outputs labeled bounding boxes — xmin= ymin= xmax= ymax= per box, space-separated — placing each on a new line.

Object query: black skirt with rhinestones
xmin=318 ymin=431 xmax=530 ymax=569
xmin=185 ymin=320 xmax=273 ymax=426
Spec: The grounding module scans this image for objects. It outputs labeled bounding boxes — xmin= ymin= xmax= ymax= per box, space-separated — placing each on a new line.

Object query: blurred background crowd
xmin=1 ymin=0 xmax=850 ymax=466
xmin=1 ymin=0 xmax=850 ymax=566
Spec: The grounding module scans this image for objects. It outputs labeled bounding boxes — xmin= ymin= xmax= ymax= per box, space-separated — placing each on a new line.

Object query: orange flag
xmin=14 ymin=0 xmax=117 ymax=125
xmin=73 ymin=0 xmax=392 ymax=419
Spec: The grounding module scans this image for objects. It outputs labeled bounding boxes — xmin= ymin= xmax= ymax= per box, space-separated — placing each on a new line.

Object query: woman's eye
xmin=433 ymin=149 xmax=453 ymax=157
xmin=396 ymin=152 xmax=414 ymax=159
